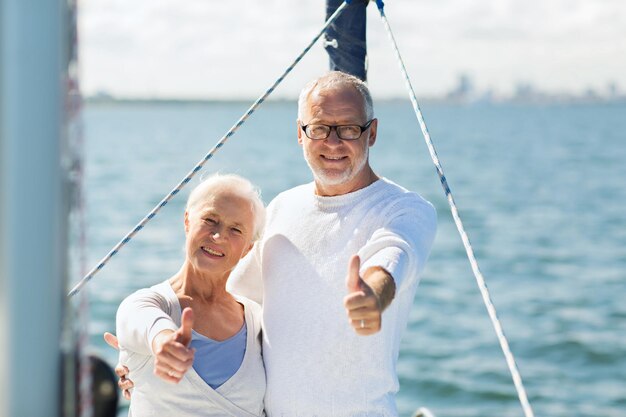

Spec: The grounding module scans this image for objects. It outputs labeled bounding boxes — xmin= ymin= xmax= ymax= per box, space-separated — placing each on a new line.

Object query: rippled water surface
xmin=81 ymin=101 xmax=626 ymax=417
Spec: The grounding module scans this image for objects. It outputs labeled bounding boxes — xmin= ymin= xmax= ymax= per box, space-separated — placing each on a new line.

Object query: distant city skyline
xmin=89 ymin=73 xmax=626 ymax=105
xmin=440 ymin=74 xmax=625 ymax=103
xmin=80 ymin=0 xmax=626 ymax=100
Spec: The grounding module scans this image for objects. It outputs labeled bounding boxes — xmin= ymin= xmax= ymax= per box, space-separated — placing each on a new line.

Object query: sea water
xmin=81 ymin=100 xmax=626 ymax=417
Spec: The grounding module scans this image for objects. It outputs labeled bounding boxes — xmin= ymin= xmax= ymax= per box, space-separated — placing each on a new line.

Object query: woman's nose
xmin=210 ymin=225 xmax=223 ymax=240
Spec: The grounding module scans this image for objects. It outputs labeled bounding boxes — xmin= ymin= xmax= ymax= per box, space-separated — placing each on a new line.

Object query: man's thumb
xmin=178 ymin=307 xmax=194 ymax=347
xmin=346 ymin=255 xmax=362 ymax=293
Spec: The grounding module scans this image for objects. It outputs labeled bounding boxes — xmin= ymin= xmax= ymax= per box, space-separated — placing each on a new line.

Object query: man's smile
xmin=321 ymin=155 xmax=347 ymax=161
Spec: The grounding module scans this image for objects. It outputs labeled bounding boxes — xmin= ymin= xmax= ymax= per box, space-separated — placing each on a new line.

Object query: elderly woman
xmin=114 ymin=174 xmax=266 ymax=417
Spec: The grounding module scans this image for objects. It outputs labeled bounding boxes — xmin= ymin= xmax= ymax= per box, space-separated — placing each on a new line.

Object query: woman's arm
xmin=115 ymin=288 xmax=178 ymax=356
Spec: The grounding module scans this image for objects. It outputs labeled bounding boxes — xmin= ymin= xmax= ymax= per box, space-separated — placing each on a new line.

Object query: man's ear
xmin=368 ymin=118 xmax=378 ymax=147
xmin=297 ymin=120 xmax=304 ymax=145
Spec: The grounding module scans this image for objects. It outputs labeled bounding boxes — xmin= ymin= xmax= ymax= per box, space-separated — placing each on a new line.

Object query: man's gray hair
xmin=186 ymin=173 xmax=266 ymax=241
xmin=297 ymin=71 xmax=374 ymax=121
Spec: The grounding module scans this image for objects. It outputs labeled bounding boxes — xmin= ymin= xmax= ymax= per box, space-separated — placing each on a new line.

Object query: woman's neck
xmin=169 ymin=263 xmax=232 ymax=305
xmin=169 ymin=262 xmax=244 ymax=341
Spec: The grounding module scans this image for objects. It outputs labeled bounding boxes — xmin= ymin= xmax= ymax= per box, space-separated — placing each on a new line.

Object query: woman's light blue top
xmin=190 ymin=322 xmax=247 ymax=389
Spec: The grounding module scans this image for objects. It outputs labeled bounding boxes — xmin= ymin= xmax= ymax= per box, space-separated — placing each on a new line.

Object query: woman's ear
xmin=184 ymin=211 xmax=190 ymax=234
xmin=241 ymin=242 xmax=255 ymax=259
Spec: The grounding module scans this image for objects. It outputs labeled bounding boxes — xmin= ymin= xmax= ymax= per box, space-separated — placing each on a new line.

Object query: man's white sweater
xmin=228 ymin=178 xmax=437 ymax=417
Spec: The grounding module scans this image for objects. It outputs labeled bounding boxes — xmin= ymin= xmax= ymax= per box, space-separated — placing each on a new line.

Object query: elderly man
xmin=228 ymin=71 xmax=437 ymax=416
xmin=112 ymin=71 xmax=436 ymax=416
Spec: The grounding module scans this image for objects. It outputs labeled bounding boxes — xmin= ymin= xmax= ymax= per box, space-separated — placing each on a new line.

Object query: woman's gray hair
xmin=186 ymin=173 xmax=266 ymax=241
xmin=297 ymin=71 xmax=374 ymax=121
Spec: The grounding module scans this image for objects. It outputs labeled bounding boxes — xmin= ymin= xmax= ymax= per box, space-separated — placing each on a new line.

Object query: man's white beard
xmin=302 ymin=144 xmax=369 ymax=188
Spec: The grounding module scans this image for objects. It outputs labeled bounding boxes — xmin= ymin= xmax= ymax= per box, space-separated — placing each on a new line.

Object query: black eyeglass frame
xmin=300 ymin=119 xmax=375 ymax=140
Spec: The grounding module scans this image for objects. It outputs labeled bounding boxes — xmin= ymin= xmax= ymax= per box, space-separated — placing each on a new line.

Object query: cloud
xmin=80 ymin=0 xmax=626 ymax=98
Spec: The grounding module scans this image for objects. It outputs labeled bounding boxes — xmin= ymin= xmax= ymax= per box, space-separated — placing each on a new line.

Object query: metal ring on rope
xmin=373 ymin=2 xmax=535 ymax=417
xmin=67 ymin=1 xmax=352 ymax=297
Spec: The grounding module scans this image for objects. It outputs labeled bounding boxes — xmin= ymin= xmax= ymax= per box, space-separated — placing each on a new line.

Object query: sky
xmin=79 ymin=0 xmax=626 ymax=99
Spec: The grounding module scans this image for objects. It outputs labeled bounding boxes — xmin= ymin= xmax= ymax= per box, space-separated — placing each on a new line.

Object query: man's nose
xmin=325 ymin=127 xmax=342 ymax=144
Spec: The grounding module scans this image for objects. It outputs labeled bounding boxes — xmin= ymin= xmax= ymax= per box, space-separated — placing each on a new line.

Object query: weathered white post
xmin=0 ymin=0 xmax=68 ymax=415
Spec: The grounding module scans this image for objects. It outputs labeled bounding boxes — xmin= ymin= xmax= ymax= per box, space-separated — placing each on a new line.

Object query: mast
xmin=1 ymin=0 xmax=69 ymax=415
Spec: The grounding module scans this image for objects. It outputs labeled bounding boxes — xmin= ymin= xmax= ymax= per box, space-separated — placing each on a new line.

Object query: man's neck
xmin=314 ymin=167 xmax=379 ymax=197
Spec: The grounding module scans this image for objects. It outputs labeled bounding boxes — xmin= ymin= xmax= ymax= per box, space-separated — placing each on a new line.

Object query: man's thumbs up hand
xmin=344 ymin=255 xmax=382 ymax=336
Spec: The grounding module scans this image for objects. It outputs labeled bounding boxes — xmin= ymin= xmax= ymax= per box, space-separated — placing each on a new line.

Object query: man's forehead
xmin=309 ymin=84 xmax=360 ymax=101
xmin=305 ymin=86 xmax=366 ymax=120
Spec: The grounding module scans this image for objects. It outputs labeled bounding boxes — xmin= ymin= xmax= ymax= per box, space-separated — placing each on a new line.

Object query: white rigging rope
xmin=67 ymin=1 xmax=351 ymax=297
xmin=373 ymin=2 xmax=535 ymax=417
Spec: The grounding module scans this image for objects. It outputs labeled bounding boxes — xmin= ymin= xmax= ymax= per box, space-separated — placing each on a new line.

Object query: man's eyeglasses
xmin=300 ymin=120 xmax=374 ymax=140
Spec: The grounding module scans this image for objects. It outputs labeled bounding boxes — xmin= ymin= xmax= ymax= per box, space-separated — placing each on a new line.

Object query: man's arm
xmin=103 ymin=333 xmax=132 ymax=400
xmin=362 ymin=265 xmax=396 ymax=311
xmin=343 ymin=255 xmax=396 ymax=335
xmin=345 ymin=197 xmax=437 ymax=336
